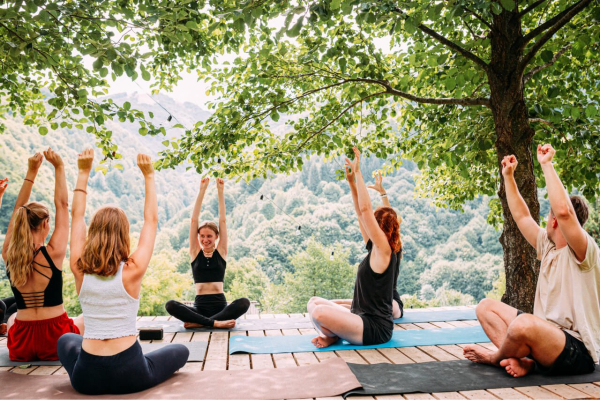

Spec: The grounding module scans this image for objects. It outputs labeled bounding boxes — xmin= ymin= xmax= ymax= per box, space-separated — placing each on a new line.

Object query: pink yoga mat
xmin=0 ymin=358 xmax=361 ymax=399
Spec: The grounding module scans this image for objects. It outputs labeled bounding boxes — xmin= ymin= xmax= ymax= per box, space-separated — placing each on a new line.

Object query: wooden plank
xmin=397 ymin=323 xmax=420 ymax=330
xmin=172 ymin=331 xmax=193 ymax=343
xmin=251 ymin=354 xmax=275 ymax=369
xmin=429 ymin=322 xmax=455 ymax=329
xmin=414 ymin=323 xmax=439 ymax=330
xmin=266 ymin=329 xmax=297 ymax=368
xmin=431 ymin=392 xmax=466 ymax=399
xmin=398 ymin=347 xmax=436 ymax=363
xmin=434 ymin=345 xmax=465 ymax=360
xmin=29 ymin=366 xmax=61 ymax=375
xmin=404 ymin=394 xmax=437 ymax=400
xmin=417 ymin=346 xmax=459 ymax=361
xmin=541 ymin=384 xmax=589 ymax=399
xmin=486 ymin=388 xmax=528 ymax=399
xmin=445 ymin=321 xmax=470 ymax=328
xmin=9 ymin=366 xmax=39 ymax=375
xmin=356 ymin=349 xmax=390 ymax=364
xmin=458 ymin=390 xmax=497 ymax=399
xmin=377 ymin=348 xmax=415 ymax=364
xmin=463 ymin=320 xmax=480 ymax=326
xmin=336 ymin=350 xmax=366 ymax=364
xmin=513 ymin=386 xmax=561 ymax=399
xmin=568 ymin=383 xmax=600 ymax=398
xmin=228 ymin=331 xmax=250 ymax=370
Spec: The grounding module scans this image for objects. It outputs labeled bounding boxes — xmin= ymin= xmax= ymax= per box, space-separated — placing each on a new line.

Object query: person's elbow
xmin=56 ymin=199 xmax=69 ymax=211
xmin=553 ymin=203 xmax=573 ymax=221
xmin=146 ymin=213 xmax=159 ymax=225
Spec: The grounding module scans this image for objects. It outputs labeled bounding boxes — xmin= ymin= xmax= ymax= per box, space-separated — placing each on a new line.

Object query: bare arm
xmin=0 ymin=178 xmax=8 ymax=223
xmin=2 ymin=153 xmax=43 ymax=260
xmin=345 ymin=164 xmax=368 ymax=244
xmin=502 ymin=155 xmax=541 ymax=248
xmin=44 ymin=148 xmax=69 ymax=267
xmin=189 ymin=178 xmax=209 ymax=259
xmin=70 ymin=149 xmax=94 ymax=290
xmin=368 ymin=172 xmax=392 ymax=207
xmin=216 ymin=178 xmax=228 ymax=258
xmin=128 ymin=154 xmax=158 ymax=278
xmin=349 ymin=147 xmax=392 ymax=273
xmin=538 ymin=144 xmax=588 ymax=261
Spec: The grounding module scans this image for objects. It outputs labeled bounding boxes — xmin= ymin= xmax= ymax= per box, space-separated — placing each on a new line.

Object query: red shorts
xmin=7 ymin=312 xmax=80 ymax=361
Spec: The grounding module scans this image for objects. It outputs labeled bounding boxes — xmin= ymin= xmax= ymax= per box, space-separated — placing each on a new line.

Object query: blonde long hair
xmin=77 ymin=206 xmax=130 ymax=276
xmin=6 ymin=202 xmax=49 ymax=287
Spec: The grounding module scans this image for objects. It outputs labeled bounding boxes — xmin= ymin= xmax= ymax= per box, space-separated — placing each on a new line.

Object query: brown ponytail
xmin=374 ymin=206 xmax=402 ymax=255
xmin=6 ymin=202 xmax=49 ymax=287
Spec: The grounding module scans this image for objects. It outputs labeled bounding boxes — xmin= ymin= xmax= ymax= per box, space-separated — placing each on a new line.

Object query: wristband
xmin=24 ymin=178 xmax=34 ymax=184
xmin=381 ymin=194 xmax=388 ymax=198
xmin=74 ymin=188 xmax=87 ymax=195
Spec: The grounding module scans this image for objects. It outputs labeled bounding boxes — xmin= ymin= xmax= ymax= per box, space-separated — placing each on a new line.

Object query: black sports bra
xmin=191 ymin=249 xmax=226 ymax=283
xmin=7 ymin=246 xmax=63 ymax=309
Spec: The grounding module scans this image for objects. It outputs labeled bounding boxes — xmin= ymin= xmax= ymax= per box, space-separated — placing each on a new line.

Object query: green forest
xmin=1 ymin=93 xmax=598 ymax=315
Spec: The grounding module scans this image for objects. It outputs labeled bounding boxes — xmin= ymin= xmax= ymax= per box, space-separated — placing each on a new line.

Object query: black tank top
xmin=191 ymin=249 xmax=226 ymax=283
xmin=366 ymin=240 xmax=402 ymax=304
xmin=7 ymin=246 xmax=63 ymax=309
xmin=351 ymin=241 xmax=397 ymax=323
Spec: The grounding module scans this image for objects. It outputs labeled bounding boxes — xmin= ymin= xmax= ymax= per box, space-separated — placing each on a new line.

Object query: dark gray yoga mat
xmin=137 ymin=318 xmax=314 ymax=332
xmin=344 ymin=360 xmax=600 ymax=397
xmin=0 ymin=341 xmax=207 ymax=367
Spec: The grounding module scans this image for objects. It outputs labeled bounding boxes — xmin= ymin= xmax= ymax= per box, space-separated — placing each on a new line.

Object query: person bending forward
xmin=464 ymin=144 xmax=600 ymax=377
xmin=307 ymin=147 xmax=401 ymax=348
xmin=165 ymin=177 xmax=250 ymax=329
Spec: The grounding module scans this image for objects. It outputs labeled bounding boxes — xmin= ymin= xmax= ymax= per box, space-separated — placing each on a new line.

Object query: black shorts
xmin=360 ymin=315 xmax=393 ymax=346
xmin=516 ymin=310 xmax=595 ymax=375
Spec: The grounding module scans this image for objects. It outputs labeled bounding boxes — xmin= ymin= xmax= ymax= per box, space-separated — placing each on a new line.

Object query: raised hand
xmin=501 ymin=155 xmax=518 ymax=177
xmin=368 ymin=172 xmax=385 ymax=194
xmin=344 ymin=159 xmax=355 ymax=184
xmin=77 ymin=149 xmax=94 ymax=173
xmin=0 ymin=178 xmax=8 ymax=197
xmin=537 ymin=144 xmax=555 ymax=165
xmin=352 ymin=146 xmax=361 ymax=173
xmin=216 ymin=178 xmax=225 ymax=192
xmin=43 ymin=147 xmax=63 ymax=169
xmin=200 ymin=177 xmax=209 ymax=191
xmin=137 ymin=154 xmax=154 ymax=177
xmin=28 ymin=152 xmax=44 ymax=172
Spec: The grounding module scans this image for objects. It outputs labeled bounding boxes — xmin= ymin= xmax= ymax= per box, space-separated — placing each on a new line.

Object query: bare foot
xmin=213 ymin=320 xmax=236 ymax=329
xmin=183 ymin=322 xmax=204 ymax=329
xmin=311 ymin=335 xmax=339 ymax=349
xmin=0 ymin=323 xmax=6 ymax=336
xmin=463 ymin=344 xmax=496 ymax=365
xmin=500 ymin=357 xmax=535 ymax=377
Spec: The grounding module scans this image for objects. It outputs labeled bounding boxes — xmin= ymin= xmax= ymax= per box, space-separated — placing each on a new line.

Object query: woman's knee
xmin=168 ymin=344 xmax=190 ymax=369
xmin=57 ymin=333 xmax=82 ymax=357
xmin=312 ymin=305 xmax=330 ymax=323
xmin=165 ymin=300 xmax=178 ymax=315
xmin=236 ymin=297 xmax=250 ymax=312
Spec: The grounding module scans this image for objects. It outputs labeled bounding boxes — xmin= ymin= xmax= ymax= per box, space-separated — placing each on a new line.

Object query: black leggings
xmin=57 ymin=333 xmax=189 ymax=395
xmin=0 ymin=297 xmax=17 ymax=324
xmin=165 ymin=294 xmax=250 ymax=327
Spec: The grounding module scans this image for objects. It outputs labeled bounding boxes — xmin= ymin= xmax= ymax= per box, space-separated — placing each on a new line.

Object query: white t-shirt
xmin=535 ymin=229 xmax=600 ymax=363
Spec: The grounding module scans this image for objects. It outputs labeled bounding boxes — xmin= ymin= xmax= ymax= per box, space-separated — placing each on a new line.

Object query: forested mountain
xmin=2 ymin=93 xmax=509 ymax=314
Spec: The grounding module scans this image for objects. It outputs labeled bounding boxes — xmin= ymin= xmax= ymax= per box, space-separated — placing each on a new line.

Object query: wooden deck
xmin=2 ymin=306 xmax=600 ymax=399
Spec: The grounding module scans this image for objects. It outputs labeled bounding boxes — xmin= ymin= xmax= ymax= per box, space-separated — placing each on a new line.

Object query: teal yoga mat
xmin=229 ymin=325 xmax=490 ymax=354
xmin=395 ymin=309 xmax=476 ymax=324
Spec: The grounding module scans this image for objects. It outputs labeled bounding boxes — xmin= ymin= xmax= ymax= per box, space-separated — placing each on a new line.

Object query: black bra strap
xmin=32 ymin=267 xmax=51 ymax=280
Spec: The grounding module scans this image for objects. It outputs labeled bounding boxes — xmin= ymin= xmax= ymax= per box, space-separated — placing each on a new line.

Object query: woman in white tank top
xmin=56 ymin=150 xmax=189 ymax=395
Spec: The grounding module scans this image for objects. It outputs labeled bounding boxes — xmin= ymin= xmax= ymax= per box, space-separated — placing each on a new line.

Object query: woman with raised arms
xmin=2 ymin=150 xmax=83 ymax=359
xmin=307 ymin=147 xmax=402 ymax=348
xmin=165 ymin=177 xmax=250 ymax=329
xmin=57 ymin=150 xmax=189 ymax=395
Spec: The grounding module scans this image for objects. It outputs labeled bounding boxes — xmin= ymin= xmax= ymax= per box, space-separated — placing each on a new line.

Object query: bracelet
xmin=24 ymin=178 xmax=34 ymax=184
xmin=381 ymin=194 xmax=388 ymax=198
xmin=74 ymin=188 xmax=87 ymax=195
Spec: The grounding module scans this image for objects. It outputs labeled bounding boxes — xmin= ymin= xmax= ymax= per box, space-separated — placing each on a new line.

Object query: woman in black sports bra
xmin=2 ymin=149 xmax=84 ymax=361
xmin=165 ymin=178 xmax=250 ymax=329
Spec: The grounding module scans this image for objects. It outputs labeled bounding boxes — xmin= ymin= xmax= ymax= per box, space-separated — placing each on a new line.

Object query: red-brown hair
xmin=374 ymin=206 xmax=402 ymax=254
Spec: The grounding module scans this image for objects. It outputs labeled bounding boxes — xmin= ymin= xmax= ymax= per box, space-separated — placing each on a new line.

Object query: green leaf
xmin=547 ymin=86 xmax=560 ymax=98
xmin=491 ymin=3 xmax=502 ymax=14
xmin=330 ymin=0 xmax=341 ymax=10
xmin=585 ymin=105 xmax=597 ymax=118
xmin=500 ymin=0 xmax=515 ymax=10
xmin=287 ymin=17 xmax=303 ymax=37
xmin=540 ymin=50 xmax=554 ymax=63
xmin=338 ymin=58 xmax=347 ymax=73
xmin=114 ymin=164 xmax=123 ymax=170
xmin=123 ymin=101 xmax=131 ymax=111
xmin=38 ymin=126 xmax=48 ymax=135
xmin=142 ymin=69 xmax=151 ymax=81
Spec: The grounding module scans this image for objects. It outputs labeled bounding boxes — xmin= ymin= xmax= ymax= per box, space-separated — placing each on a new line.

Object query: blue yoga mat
xmin=394 ymin=309 xmax=476 ymax=324
xmin=229 ymin=325 xmax=490 ymax=354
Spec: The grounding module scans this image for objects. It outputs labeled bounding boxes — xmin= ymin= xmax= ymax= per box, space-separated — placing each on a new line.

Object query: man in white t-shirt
xmin=463 ymin=143 xmax=600 ymax=377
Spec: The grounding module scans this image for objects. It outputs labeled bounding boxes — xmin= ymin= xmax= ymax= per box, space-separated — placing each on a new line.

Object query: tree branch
xmin=521 ymin=0 xmax=588 ymax=46
xmin=463 ymin=6 xmax=493 ymax=30
xmin=296 ymin=91 xmax=386 ymax=152
xmin=392 ymin=8 xmax=488 ymax=71
xmin=520 ymin=0 xmax=592 ymax=70
xmin=523 ymin=44 xmax=572 ymax=83
xmin=519 ymin=0 xmax=547 ymax=16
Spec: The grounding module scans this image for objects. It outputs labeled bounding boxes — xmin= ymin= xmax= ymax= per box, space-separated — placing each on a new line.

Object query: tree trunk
xmin=488 ymin=12 xmax=540 ymax=313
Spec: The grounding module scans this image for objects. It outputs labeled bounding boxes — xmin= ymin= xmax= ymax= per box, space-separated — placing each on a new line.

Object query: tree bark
xmin=488 ymin=11 xmax=540 ymax=313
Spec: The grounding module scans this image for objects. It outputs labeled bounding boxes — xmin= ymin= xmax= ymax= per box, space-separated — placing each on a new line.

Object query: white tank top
xmin=79 ymin=261 xmax=140 ymax=339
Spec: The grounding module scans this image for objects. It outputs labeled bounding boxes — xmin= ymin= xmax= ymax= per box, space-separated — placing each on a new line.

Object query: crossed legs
xmin=307 ymin=297 xmax=364 ymax=348
xmin=464 ymin=298 xmax=565 ymax=377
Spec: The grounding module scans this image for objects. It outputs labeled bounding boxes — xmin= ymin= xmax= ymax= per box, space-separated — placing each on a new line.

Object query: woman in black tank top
xmin=1 ymin=150 xmax=84 ymax=360
xmin=307 ymin=147 xmax=402 ymax=348
xmin=164 ymin=178 xmax=250 ymax=329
